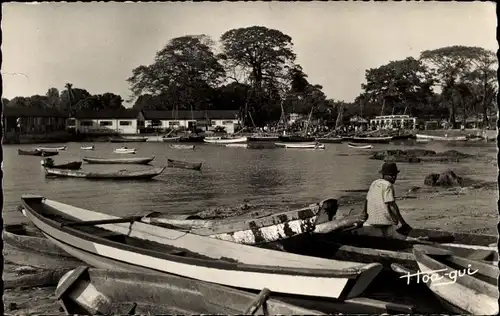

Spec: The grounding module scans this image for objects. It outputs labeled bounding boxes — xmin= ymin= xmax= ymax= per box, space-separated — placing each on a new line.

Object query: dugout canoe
xmin=18 ymin=149 xmax=59 ymax=157
xmin=44 ymin=167 xmax=165 ymax=180
xmin=21 ymin=195 xmax=383 ymax=300
xmin=142 ymin=198 xmax=339 ymax=245
xmin=412 ymin=245 xmax=499 ymax=315
xmin=41 ymin=159 xmax=83 ymax=170
xmin=166 ymin=158 xmax=202 ymax=170
xmin=36 ymin=145 xmax=67 ymax=151
xmin=83 ymin=156 xmax=155 ymax=165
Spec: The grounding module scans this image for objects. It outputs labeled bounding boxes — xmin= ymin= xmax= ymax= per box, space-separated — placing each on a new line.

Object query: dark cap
xmin=379 ymin=162 xmax=400 ymax=175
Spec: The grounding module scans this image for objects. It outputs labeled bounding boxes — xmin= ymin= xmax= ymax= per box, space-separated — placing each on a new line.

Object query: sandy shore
xmin=3 ymin=186 xmax=498 ymax=315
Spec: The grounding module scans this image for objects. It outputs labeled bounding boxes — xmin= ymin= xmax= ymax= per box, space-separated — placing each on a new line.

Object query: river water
xmin=2 ymin=140 xmax=497 ymax=225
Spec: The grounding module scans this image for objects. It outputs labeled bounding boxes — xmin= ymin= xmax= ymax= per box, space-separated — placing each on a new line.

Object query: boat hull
xmin=275 ymin=142 xmax=325 ymax=149
xmin=44 ymin=167 xmax=165 ymax=179
xmin=36 ymin=146 xmax=67 ymax=151
xmin=80 ymin=146 xmax=95 ymax=150
xmin=316 ymin=137 xmax=343 ymax=143
xmin=18 ymin=149 xmax=59 ymax=157
xmin=41 ymin=160 xmax=82 ymax=170
xmin=113 ymin=149 xmax=136 ymax=154
xmin=204 ymin=136 xmax=248 ymax=144
xmin=347 ymin=143 xmax=373 ymax=149
xmin=83 ymin=157 xmax=154 ymax=165
xmin=167 ymin=159 xmax=202 ymax=170
xmin=416 ymin=134 xmax=468 ymax=141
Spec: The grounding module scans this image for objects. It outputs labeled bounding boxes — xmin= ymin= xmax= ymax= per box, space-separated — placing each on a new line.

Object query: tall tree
xmin=127 ymin=35 xmax=225 ymax=112
xmin=420 ymin=46 xmax=486 ymax=127
xmin=45 ymin=87 xmax=61 ymax=108
xmin=60 ymin=84 xmax=91 ymax=114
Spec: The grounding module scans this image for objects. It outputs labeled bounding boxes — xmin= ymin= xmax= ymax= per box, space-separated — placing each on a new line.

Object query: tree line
xmin=3 ymin=26 xmax=497 ymax=128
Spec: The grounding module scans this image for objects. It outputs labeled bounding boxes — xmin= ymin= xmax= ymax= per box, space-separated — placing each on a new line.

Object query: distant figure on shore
xmin=361 ymin=162 xmax=413 ymax=239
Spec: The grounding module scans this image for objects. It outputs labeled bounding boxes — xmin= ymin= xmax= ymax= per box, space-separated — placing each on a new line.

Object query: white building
xmin=67 ymin=109 xmax=141 ymax=135
xmin=369 ymin=115 xmax=417 ymax=130
xmin=141 ymin=110 xmax=241 ymax=134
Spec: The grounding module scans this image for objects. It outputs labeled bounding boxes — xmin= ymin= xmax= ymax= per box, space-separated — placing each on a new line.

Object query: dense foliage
xmin=4 ymin=26 xmax=497 ymax=128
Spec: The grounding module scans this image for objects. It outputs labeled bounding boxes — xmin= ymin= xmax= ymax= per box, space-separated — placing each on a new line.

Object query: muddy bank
xmin=370 ymin=149 xmax=475 ymax=163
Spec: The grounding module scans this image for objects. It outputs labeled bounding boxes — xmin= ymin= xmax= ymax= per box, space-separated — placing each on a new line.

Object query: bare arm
xmin=361 ymin=200 xmax=368 ymax=221
xmin=387 ymin=201 xmax=408 ymax=226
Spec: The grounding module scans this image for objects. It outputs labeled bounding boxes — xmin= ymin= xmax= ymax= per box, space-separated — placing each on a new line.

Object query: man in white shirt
xmin=361 ymin=162 xmax=412 ymax=239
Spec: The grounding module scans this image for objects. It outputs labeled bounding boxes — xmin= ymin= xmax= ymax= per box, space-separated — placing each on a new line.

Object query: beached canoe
xmin=36 ymin=145 xmax=67 ymax=151
xmin=21 ymin=195 xmax=382 ymax=300
xmin=412 ymin=245 xmax=499 ymax=315
xmin=44 ymin=167 xmax=165 ymax=180
xmin=114 ymin=147 xmax=136 ymax=154
xmin=204 ymin=136 xmax=248 ymax=144
xmin=170 ymin=144 xmax=195 ymax=150
xmin=142 ymin=198 xmax=339 ymax=245
xmin=347 ymin=143 xmax=373 ymax=149
xmin=55 ymin=266 xmax=322 ymax=315
xmin=80 ymin=146 xmax=95 ymax=150
xmin=83 ymin=156 xmax=155 ymax=165
xmin=109 ymin=136 xmax=147 ymax=143
xmin=275 ymin=142 xmax=325 ymax=149
xmin=316 ymin=137 xmax=343 ymax=143
xmin=350 ymin=137 xmax=392 ymax=144
xmin=18 ymin=149 xmax=59 ymax=157
xmin=166 ymin=158 xmax=202 ymax=170
xmin=40 ymin=159 xmax=82 ymax=170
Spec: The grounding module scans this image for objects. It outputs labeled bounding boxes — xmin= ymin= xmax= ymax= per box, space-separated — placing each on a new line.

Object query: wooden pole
xmin=243 ymin=288 xmax=271 ymax=315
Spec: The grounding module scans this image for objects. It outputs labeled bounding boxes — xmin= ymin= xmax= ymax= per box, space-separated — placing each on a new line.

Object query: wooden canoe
xmin=55 ymin=266 xmax=416 ymax=315
xmin=142 ymin=198 xmax=339 ymax=245
xmin=21 ymin=195 xmax=383 ymax=300
xmin=316 ymin=137 xmax=343 ymax=143
xmin=167 ymin=158 xmax=202 ymax=170
xmin=41 ymin=159 xmax=83 ymax=170
xmin=412 ymin=245 xmax=499 ymax=314
xmin=80 ymin=146 xmax=95 ymax=150
xmin=170 ymin=144 xmax=195 ymax=150
xmin=83 ymin=156 xmax=155 ymax=165
xmin=18 ymin=149 xmax=59 ymax=157
xmin=55 ymin=266 xmax=322 ymax=315
xmin=350 ymin=137 xmax=392 ymax=144
xmin=36 ymin=145 xmax=67 ymax=151
xmin=204 ymin=136 xmax=248 ymax=144
xmin=347 ymin=143 xmax=373 ymax=149
xmin=44 ymin=167 xmax=165 ymax=180
xmin=113 ymin=148 xmax=136 ymax=154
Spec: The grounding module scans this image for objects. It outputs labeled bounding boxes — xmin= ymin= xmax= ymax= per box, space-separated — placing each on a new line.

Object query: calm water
xmin=2 ymin=140 xmax=497 ymax=224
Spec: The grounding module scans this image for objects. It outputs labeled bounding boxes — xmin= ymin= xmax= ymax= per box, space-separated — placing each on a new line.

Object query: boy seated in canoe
xmin=361 ymin=162 xmax=426 ymax=241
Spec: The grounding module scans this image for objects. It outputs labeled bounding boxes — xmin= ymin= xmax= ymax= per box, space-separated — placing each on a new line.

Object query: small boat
xmin=275 ymin=142 xmax=325 ymax=149
xmin=162 ymin=136 xmax=182 ymax=143
xmin=204 ymin=136 xmax=248 ymax=144
xmin=109 ymin=136 xmax=148 ymax=143
xmin=349 ymin=137 xmax=392 ymax=144
xmin=83 ymin=156 xmax=155 ymax=165
xmin=40 ymin=158 xmax=82 ymax=170
xmin=416 ymin=134 xmax=468 ymax=142
xmin=55 ymin=266 xmax=322 ymax=315
xmin=316 ymin=137 xmax=343 ymax=143
xmin=170 ymin=144 xmax=195 ymax=150
xmin=18 ymin=149 xmax=59 ymax=157
xmin=278 ymin=135 xmax=316 ymax=142
xmin=167 ymin=158 xmax=202 ymax=170
xmin=413 ymin=245 xmax=499 ymax=315
xmin=44 ymin=167 xmax=165 ymax=180
xmin=36 ymin=145 xmax=67 ymax=151
xmin=347 ymin=143 xmax=373 ymax=149
xmin=225 ymin=143 xmax=248 ymax=148
xmin=114 ymin=147 xmax=136 ymax=154
xmin=80 ymin=145 xmax=95 ymax=150
xmin=21 ymin=195 xmax=382 ymax=300
xmin=142 ymin=198 xmax=338 ymax=245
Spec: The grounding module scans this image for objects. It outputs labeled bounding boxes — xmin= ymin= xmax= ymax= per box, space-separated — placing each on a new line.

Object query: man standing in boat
xmin=362 ymin=162 xmax=413 ymax=239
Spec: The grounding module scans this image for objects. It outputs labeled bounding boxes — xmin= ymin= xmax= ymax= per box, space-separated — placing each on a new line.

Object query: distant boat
xmin=44 ymin=167 xmax=165 ymax=180
xmin=416 ymin=134 xmax=468 ymax=142
xmin=347 ymin=143 xmax=373 ymax=149
xmin=225 ymin=143 xmax=248 ymax=148
xmin=114 ymin=147 xmax=136 ymax=154
xmin=167 ymin=158 xmax=202 ymax=171
xmin=36 ymin=145 xmax=67 ymax=151
xmin=170 ymin=144 xmax=195 ymax=150
xmin=109 ymin=136 xmax=147 ymax=143
xmin=204 ymin=136 xmax=248 ymax=144
xmin=275 ymin=142 xmax=325 ymax=150
xmin=83 ymin=156 xmax=154 ymax=165
xmin=80 ymin=145 xmax=95 ymax=150
xmin=18 ymin=149 xmax=59 ymax=157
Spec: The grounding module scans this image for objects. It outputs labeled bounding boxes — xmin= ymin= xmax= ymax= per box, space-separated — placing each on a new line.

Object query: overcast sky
xmin=2 ymin=2 xmax=497 ymax=105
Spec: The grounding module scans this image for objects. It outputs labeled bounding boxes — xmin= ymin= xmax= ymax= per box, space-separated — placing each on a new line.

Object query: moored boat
xmin=83 ymin=156 xmax=155 ymax=165
xmin=275 ymin=142 xmax=325 ymax=149
xmin=21 ymin=195 xmax=383 ymax=300
xmin=44 ymin=167 xmax=165 ymax=180
xmin=416 ymin=134 xmax=468 ymax=142
xmin=18 ymin=149 xmax=59 ymax=157
xmin=166 ymin=158 xmax=202 ymax=170
xmin=170 ymin=144 xmax=195 ymax=150
xmin=55 ymin=266 xmax=322 ymax=315
xmin=36 ymin=145 xmax=67 ymax=151
xmin=316 ymin=137 xmax=343 ymax=143
xmin=349 ymin=137 xmax=392 ymax=144
xmin=204 ymin=136 xmax=248 ymax=144
xmin=109 ymin=136 xmax=148 ymax=143
xmin=347 ymin=143 xmax=373 ymax=149
xmin=40 ymin=158 xmax=82 ymax=170
xmin=142 ymin=198 xmax=338 ymax=245
xmin=412 ymin=245 xmax=499 ymax=315
xmin=80 ymin=145 xmax=95 ymax=150
xmin=113 ymin=147 xmax=137 ymax=154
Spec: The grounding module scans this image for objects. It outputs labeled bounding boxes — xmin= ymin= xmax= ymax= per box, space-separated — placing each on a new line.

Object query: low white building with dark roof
xmin=141 ymin=110 xmax=241 ymax=134
xmin=67 ymin=109 xmax=141 ymax=135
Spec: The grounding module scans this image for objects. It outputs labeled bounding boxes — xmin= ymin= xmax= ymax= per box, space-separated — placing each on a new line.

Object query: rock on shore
xmin=371 ymin=149 xmax=474 ymax=163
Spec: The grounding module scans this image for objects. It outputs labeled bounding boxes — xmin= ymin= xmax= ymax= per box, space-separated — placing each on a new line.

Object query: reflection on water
xmin=2 ymin=140 xmax=497 ymax=224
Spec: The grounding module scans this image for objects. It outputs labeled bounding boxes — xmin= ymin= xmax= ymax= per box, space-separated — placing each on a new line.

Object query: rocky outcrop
xmin=371 ymin=149 xmax=473 ymax=163
xmin=424 ymin=170 xmax=464 ymax=187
